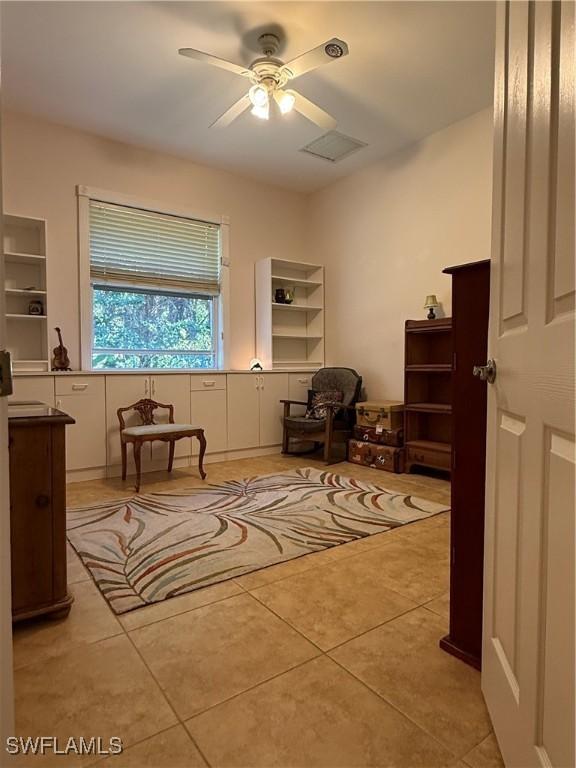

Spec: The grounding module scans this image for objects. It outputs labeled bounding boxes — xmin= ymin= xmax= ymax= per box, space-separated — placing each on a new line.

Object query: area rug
xmin=66 ymin=467 xmax=449 ymax=614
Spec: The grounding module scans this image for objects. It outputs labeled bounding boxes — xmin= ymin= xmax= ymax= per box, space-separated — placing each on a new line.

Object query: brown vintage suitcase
xmin=353 ymin=424 xmax=404 ymax=447
xmin=355 ymin=400 xmax=404 ymax=430
xmin=348 ymin=439 xmax=405 ymax=473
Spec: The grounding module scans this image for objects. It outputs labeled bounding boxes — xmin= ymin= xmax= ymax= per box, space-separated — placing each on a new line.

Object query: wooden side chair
xmin=281 ymin=367 xmax=363 ymax=464
xmin=118 ymin=398 xmax=206 ymax=492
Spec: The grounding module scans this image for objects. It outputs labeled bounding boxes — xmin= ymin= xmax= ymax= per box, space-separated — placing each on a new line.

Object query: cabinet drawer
xmin=10 ymin=376 xmax=54 ymax=405
xmin=406 ymin=445 xmax=451 ymax=470
xmin=190 ymin=374 xmax=227 ymax=391
xmin=55 ymin=376 xmax=105 ymax=397
xmin=289 ymin=373 xmax=313 ymax=390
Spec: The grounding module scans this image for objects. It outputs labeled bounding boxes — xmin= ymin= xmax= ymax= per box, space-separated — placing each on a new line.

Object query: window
xmin=86 ymin=197 xmax=224 ymax=370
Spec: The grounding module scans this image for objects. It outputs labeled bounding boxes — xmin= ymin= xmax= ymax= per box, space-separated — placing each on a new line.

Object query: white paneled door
xmin=227 ymin=374 xmax=260 ymax=450
xmin=149 ymin=374 xmax=192 ymax=462
xmin=105 ymin=375 xmax=148 ymax=466
xmin=259 ymin=373 xmax=289 ymax=446
xmin=482 ymin=2 xmax=575 ymax=766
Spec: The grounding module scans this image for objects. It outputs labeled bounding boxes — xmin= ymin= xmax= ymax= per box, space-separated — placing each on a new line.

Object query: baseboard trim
xmin=67 ymin=446 xmax=283 ymax=484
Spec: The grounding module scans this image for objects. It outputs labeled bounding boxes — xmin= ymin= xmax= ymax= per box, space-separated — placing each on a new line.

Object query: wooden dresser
xmin=440 ymin=260 xmax=490 ymax=669
xmin=9 ymin=402 xmax=75 ymax=622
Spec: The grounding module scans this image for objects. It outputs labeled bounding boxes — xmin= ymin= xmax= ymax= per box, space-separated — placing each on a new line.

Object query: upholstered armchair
xmin=281 ymin=367 xmax=363 ymax=464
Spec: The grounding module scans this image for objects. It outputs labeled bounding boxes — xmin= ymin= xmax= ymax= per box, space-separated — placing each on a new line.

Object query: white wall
xmin=306 ymin=108 xmax=493 ymax=399
xmin=2 ymin=107 xmax=493 ymax=388
xmin=2 ymin=110 xmax=307 ymax=370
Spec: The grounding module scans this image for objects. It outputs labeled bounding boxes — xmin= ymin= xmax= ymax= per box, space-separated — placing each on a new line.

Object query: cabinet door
xmin=191 ymin=389 xmax=227 ymax=455
xmin=259 ymin=373 xmax=289 ymax=446
xmin=227 ymin=374 xmax=260 ymax=450
xmin=105 ymin=375 xmax=149 ymax=466
xmin=150 ymin=375 xmax=192 ymax=462
xmin=55 ymin=377 xmax=106 ymax=471
xmin=288 ymin=372 xmax=313 ymax=416
xmin=10 ymin=376 xmax=54 ymax=405
xmin=9 ymin=424 xmax=54 ymax=612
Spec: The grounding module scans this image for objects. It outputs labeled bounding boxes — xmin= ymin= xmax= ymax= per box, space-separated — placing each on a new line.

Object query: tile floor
xmin=12 ymin=454 xmax=504 ymax=768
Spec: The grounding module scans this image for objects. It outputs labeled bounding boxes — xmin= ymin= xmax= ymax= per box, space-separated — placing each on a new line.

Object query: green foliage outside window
xmin=92 ymin=287 xmax=215 ymax=369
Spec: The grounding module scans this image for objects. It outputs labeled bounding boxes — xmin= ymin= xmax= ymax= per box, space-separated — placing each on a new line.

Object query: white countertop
xmin=14 ymin=368 xmax=317 ymax=377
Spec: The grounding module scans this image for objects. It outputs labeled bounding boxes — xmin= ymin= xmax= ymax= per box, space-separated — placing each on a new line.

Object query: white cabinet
xmin=9 ymin=375 xmax=54 ymax=405
xmin=105 ymin=375 xmax=148 ymax=466
xmin=149 ymin=374 xmax=192 ymax=462
xmin=11 ymin=368 xmax=315 ymax=478
xmin=55 ymin=376 xmax=106 ymax=471
xmin=227 ymin=374 xmax=260 ymax=450
xmin=105 ymin=374 xmax=191 ymax=468
xmin=288 ymin=372 xmax=313 ymax=416
xmin=259 ymin=373 xmax=289 ymax=446
xmin=191 ymin=374 xmax=227 ymax=455
xmin=227 ymin=373 xmax=288 ymax=450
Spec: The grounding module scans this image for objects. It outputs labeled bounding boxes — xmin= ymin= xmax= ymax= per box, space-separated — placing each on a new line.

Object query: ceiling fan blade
xmin=291 ymin=90 xmax=337 ymax=130
xmin=280 ymin=38 xmax=349 ymax=80
xmin=210 ymin=93 xmax=252 ymax=129
xmin=178 ymin=48 xmax=251 ymax=78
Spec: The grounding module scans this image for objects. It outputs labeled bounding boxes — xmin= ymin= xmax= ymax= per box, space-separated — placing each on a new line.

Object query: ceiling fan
xmin=178 ymin=33 xmax=349 ymax=129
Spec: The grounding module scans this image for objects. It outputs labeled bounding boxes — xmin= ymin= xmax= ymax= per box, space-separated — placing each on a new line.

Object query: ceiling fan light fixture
xmin=251 ymin=102 xmax=270 ymax=120
xmin=249 ymin=84 xmax=269 ymax=108
xmin=276 ymin=89 xmax=296 ymax=115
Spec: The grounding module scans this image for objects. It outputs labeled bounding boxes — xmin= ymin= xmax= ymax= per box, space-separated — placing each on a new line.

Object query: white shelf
xmin=257 ymin=257 xmax=324 ymax=370
xmin=6 ymin=313 xmax=47 ymax=320
xmin=5 ymin=251 xmax=46 ymax=264
xmin=12 ymin=359 xmax=50 ymax=372
xmin=273 ymin=333 xmax=323 ymax=340
xmin=272 ymin=303 xmax=323 ymax=312
xmin=272 ymin=359 xmax=323 ymax=367
xmin=3 ymin=214 xmax=49 ymax=369
xmin=271 ymin=275 xmax=323 ymax=288
xmin=270 ymin=258 xmax=322 ymax=272
xmin=5 ymin=288 xmax=47 ymax=296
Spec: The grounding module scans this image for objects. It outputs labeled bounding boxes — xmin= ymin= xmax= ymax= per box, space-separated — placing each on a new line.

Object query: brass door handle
xmin=473 ymin=359 xmax=497 ymax=384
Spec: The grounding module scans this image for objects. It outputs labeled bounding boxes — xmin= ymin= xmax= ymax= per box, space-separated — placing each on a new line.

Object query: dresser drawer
xmin=55 ymin=376 xmax=105 ymax=397
xmin=406 ymin=444 xmax=452 ymax=471
xmin=190 ymin=374 xmax=227 ymax=391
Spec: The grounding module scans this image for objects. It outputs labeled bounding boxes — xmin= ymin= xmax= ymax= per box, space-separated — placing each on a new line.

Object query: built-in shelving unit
xmin=3 ymin=214 xmax=49 ymax=372
xmin=256 ymin=257 xmax=324 ymax=370
xmin=404 ymin=317 xmax=453 ymax=474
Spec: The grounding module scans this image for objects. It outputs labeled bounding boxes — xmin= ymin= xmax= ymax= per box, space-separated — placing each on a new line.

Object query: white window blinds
xmin=89 ymin=200 xmax=221 ymax=292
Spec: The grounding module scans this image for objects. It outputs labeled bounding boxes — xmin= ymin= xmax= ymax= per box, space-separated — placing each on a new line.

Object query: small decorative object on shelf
xmin=249 ymin=358 xmax=263 ymax=371
xmin=424 ymin=294 xmax=439 ymax=320
xmin=28 ymin=300 xmax=44 ymax=315
xmin=51 ymin=327 xmax=72 ymax=371
xmin=274 ymin=288 xmax=287 ymax=304
xmin=284 ymin=288 xmax=294 ymax=304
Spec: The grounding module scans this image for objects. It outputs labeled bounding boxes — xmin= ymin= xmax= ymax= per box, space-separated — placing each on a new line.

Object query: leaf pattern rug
xmin=66 ymin=467 xmax=449 ymax=614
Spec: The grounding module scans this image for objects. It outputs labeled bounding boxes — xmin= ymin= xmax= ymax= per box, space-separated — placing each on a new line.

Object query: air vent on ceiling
xmin=300 ymin=130 xmax=367 ymax=162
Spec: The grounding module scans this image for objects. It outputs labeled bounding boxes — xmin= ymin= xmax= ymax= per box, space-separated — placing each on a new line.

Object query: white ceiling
xmin=2 ymin=1 xmax=496 ymax=192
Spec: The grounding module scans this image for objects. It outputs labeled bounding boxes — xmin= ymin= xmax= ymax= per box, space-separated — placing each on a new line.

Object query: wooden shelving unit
xmin=256 ymin=257 xmax=324 ymax=369
xmin=404 ymin=317 xmax=452 ymax=474
xmin=3 ymin=214 xmax=50 ymax=372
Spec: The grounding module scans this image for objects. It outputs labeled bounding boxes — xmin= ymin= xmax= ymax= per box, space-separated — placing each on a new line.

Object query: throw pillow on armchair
xmin=305 ymin=390 xmax=343 ymax=420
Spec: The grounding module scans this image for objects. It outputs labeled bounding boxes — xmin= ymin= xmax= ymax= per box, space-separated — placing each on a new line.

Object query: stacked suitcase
xmin=348 ymin=400 xmax=405 ymax=473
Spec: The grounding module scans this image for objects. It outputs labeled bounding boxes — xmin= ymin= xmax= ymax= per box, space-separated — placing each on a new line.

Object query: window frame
xmin=78 ymin=185 xmax=230 ymax=371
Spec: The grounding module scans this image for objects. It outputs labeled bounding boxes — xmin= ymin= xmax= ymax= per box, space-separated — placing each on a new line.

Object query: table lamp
xmin=424 ymin=295 xmax=439 ymax=320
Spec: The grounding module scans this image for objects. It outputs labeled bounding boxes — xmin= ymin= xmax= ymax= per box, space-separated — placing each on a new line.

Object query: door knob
xmin=473 ymin=359 xmax=497 ymax=384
